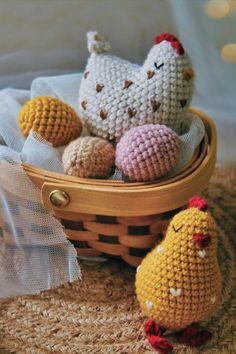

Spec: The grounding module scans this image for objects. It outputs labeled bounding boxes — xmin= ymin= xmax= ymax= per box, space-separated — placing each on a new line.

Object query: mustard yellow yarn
xmin=135 ymin=206 xmax=222 ymax=331
xmin=18 ymin=96 xmax=82 ymax=147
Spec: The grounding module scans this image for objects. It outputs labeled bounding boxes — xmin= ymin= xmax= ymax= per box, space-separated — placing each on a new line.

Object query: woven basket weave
xmin=23 ymin=108 xmax=216 ymax=267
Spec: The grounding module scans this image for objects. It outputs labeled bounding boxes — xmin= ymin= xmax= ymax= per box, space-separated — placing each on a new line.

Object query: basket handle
xmin=41 ymin=181 xmax=160 ymax=216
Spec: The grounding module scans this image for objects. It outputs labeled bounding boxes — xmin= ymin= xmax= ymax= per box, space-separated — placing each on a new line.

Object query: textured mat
xmin=0 ymin=169 xmax=236 ymax=354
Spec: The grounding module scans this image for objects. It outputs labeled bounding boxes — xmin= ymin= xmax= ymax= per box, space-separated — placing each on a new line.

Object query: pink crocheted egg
xmin=62 ymin=136 xmax=115 ymax=179
xmin=115 ymin=124 xmax=181 ymax=182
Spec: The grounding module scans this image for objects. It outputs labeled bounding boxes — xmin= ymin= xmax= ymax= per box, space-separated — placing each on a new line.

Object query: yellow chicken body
xmin=135 ymin=201 xmax=222 ymax=331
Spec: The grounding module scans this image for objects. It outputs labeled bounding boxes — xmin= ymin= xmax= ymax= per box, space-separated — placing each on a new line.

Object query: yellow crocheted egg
xmin=18 ymin=96 xmax=82 ymax=147
xmin=62 ymin=136 xmax=115 ymax=179
xmin=135 ymin=196 xmax=222 ymax=331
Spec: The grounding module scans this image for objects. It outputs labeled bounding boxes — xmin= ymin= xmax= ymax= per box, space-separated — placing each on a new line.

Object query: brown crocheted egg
xmin=115 ymin=124 xmax=182 ymax=182
xmin=18 ymin=96 xmax=82 ymax=147
xmin=62 ymin=136 xmax=115 ymax=179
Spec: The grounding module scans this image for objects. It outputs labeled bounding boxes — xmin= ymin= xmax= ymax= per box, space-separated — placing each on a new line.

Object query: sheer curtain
xmin=0 ymin=0 xmax=235 ymax=162
xmin=168 ymin=0 xmax=236 ymax=163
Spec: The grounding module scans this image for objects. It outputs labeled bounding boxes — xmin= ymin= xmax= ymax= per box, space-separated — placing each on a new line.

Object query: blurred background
xmin=0 ymin=0 xmax=235 ymax=163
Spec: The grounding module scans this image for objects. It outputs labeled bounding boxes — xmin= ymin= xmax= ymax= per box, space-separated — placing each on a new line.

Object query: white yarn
xmin=79 ymin=32 xmax=194 ymax=142
xmin=87 ymin=31 xmax=111 ymax=54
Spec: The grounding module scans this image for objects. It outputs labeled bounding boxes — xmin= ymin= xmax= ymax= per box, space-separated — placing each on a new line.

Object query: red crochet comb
xmin=188 ymin=196 xmax=208 ymax=211
xmin=154 ymin=33 xmax=185 ymax=55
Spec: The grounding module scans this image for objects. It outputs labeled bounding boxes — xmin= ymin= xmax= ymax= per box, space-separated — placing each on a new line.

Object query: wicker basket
xmin=23 ymin=108 xmax=217 ymax=267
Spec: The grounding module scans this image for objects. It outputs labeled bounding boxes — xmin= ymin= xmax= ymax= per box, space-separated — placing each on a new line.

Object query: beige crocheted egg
xmin=18 ymin=96 xmax=82 ymax=147
xmin=62 ymin=136 xmax=115 ymax=179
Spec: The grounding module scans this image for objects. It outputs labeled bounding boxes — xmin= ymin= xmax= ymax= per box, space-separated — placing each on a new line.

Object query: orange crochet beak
xmin=183 ymin=68 xmax=195 ymax=81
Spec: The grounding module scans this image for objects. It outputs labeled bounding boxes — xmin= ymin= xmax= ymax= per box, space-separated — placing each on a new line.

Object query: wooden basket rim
xmin=23 ymin=107 xmax=217 ymax=216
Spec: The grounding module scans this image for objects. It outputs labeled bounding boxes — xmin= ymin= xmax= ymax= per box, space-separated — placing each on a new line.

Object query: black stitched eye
xmin=172 ymin=225 xmax=183 ymax=233
xmin=154 ymin=62 xmax=164 ymax=70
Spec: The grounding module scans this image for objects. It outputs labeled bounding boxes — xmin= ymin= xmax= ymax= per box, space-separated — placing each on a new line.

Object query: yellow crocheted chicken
xmin=135 ymin=196 xmax=222 ymax=353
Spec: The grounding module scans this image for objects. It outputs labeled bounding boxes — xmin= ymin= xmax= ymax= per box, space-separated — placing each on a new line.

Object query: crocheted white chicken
xmin=78 ymin=31 xmax=194 ymax=143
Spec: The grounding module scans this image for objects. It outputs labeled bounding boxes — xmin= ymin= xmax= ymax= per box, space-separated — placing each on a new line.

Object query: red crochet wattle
xmin=154 ymin=33 xmax=185 ymax=55
xmin=188 ymin=195 xmax=208 ymax=211
xmin=193 ymin=233 xmax=211 ymax=248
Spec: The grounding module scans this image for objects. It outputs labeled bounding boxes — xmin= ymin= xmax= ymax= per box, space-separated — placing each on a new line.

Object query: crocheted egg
xmin=18 ymin=96 xmax=82 ymax=147
xmin=79 ymin=31 xmax=194 ymax=142
xmin=115 ymin=124 xmax=181 ymax=182
xmin=135 ymin=196 xmax=222 ymax=351
xmin=62 ymin=136 xmax=115 ymax=179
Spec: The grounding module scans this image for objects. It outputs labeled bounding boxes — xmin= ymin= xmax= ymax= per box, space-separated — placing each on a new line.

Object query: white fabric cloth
xmin=0 ymin=87 xmax=81 ymax=299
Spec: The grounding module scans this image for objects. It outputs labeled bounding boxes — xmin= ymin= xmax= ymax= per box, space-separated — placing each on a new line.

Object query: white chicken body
xmin=79 ymin=31 xmax=194 ymax=142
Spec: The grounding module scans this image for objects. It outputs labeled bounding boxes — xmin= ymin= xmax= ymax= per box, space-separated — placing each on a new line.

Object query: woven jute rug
xmin=0 ymin=168 xmax=236 ymax=354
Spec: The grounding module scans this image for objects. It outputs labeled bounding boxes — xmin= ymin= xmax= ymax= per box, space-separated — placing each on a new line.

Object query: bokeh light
xmin=228 ymin=0 xmax=236 ymax=13
xmin=221 ymin=43 xmax=236 ymax=63
xmin=205 ymin=0 xmax=230 ymax=18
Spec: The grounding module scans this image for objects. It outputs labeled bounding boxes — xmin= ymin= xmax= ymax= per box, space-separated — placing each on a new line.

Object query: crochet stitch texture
xmin=62 ymin=136 xmax=115 ymax=179
xmin=78 ymin=31 xmax=194 ymax=142
xmin=135 ymin=200 xmax=222 ymax=331
xmin=18 ymin=96 xmax=82 ymax=147
xmin=115 ymin=124 xmax=181 ymax=182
